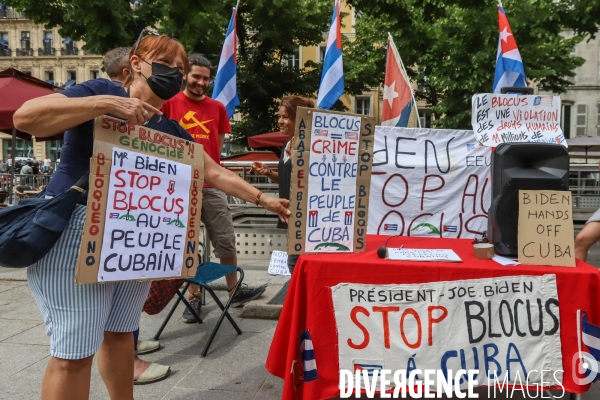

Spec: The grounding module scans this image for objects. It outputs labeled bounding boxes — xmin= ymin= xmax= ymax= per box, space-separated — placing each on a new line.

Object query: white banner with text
xmin=331 ymin=275 xmax=562 ymax=388
xmin=367 ymin=127 xmax=491 ymax=238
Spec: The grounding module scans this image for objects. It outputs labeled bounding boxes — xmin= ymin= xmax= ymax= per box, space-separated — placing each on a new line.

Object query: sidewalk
xmin=0 ymin=277 xmax=284 ymax=400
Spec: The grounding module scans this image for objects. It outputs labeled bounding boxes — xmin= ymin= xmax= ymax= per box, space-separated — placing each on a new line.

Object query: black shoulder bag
xmin=0 ymin=174 xmax=89 ymax=268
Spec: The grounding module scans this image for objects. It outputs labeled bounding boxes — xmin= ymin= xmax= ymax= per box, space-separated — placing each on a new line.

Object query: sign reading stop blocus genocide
xmin=288 ymin=108 xmax=375 ymax=254
xmin=75 ymin=116 xmax=204 ymax=284
xmin=471 ymin=94 xmax=565 ymax=148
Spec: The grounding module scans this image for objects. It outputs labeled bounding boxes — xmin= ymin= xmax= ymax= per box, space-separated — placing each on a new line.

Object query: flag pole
xmin=387 ymin=32 xmax=421 ymax=128
xmin=235 ymin=0 xmax=240 ymax=10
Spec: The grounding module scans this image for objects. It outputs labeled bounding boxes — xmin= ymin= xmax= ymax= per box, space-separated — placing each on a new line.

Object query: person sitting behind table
xmin=575 ymin=159 xmax=600 ymax=262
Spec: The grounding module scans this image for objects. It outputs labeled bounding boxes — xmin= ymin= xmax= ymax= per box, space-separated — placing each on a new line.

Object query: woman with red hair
xmin=14 ymin=33 xmax=290 ymax=400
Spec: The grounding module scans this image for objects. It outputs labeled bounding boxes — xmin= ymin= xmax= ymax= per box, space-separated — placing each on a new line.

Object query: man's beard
xmin=187 ymin=84 xmax=206 ymax=97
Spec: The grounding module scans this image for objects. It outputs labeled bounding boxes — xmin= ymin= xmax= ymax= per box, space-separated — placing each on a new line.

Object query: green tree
xmin=345 ymin=0 xmax=600 ymax=129
xmin=5 ymin=0 xmax=334 ymax=143
xmin=230 ymin=0 xmax=331 ymax=142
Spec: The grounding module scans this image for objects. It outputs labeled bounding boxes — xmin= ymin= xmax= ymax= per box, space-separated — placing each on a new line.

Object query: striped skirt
xmin=27 ymin=204 xmax=151 ymax=360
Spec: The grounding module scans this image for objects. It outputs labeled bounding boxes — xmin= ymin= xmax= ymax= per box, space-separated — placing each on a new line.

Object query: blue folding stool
xmin=153 ymin=259 xmax=244 ymax=357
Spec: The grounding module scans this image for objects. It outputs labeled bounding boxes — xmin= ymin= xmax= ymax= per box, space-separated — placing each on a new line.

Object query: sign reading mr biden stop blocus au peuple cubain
xmin=75 ymin=116 xmax=204 ymax=284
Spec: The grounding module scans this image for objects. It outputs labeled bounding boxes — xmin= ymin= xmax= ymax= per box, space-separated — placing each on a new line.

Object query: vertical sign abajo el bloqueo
xmin=288 ymin=108 xmax=375 ymax=254
xmin=75 ymin=116 xmax=204 ymax=284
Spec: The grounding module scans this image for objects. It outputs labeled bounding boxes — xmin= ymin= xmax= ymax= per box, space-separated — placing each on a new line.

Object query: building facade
xmin=0 ymin=5 xmax=107 ymax=162
xmin=550 ymin=32 xmax=600 ymax=139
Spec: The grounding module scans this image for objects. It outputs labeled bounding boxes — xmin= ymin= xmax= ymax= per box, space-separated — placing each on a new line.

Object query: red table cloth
xmin=266 ymin=235 xmax=600 ymax=399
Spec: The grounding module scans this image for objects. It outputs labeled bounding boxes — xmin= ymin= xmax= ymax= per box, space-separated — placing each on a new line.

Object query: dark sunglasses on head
xmin=133 ymin=28 xmax=160 ymax=54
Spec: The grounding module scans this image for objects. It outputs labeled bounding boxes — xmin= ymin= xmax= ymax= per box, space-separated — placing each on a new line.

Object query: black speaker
xmin=488 ymin=143 xmax=570 ymax=256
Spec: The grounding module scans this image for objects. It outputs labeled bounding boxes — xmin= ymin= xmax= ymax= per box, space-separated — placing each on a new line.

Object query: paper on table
xmin=493 ymin=255 xmax=521 ymax=266
xmin=387 ymin=248 xmax=462 ymax=262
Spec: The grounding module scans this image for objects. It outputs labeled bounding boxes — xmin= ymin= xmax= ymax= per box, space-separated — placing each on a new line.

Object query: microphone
xmin=377 ymin=234 xmax=403 ymax=259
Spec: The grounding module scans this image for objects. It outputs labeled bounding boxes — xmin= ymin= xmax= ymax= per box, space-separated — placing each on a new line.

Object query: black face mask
xmin=141 ymin=60 xmax=183 ymax=100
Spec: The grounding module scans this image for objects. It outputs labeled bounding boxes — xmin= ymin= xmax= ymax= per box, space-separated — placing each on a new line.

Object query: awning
xmin=0 ymin=67 xmax=62 ymax=141
xmin=64 ymin=79 xmax=76 ymax=88
xmin=45 ymin=79 xmax=54 ymax=84
xmin=566 ymin=136 xmax=600 ymax=163
xmin=61 ymin=38 xmax=72 ymax=44
xmin=0 ymin=39 xmax=7 ymax=46
xmin=42 ymin=38 xmax=52 ymax=44
xmin=247 ymin=131 xmax=289 ymax=148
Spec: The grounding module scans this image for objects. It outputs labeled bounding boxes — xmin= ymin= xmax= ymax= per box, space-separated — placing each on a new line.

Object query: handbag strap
xmin=71 ymin=173 xmax=89 ymax=194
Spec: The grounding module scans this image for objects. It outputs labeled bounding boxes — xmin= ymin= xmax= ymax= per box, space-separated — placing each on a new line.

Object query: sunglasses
xmin=133 ymin=28 xmax=160 ymax=54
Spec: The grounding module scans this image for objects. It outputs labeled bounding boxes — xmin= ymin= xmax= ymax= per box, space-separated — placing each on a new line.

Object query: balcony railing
xmin=16 ymin=48 xmax=33 ymax=56
xmin=38 ymin=47 xmax=56 ymax=56
xmin=61 ymin=47 xmax=78 ymax=56
xmin=0 ymin=47 xmax=11 ymax=57
xmin=0 ymin=8 xmax=27 ymax=19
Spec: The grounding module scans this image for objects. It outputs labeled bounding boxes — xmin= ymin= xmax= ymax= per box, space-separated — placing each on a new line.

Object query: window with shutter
xmin=355 ymin=96 xmax=371 ymax=115
xmin=561 ymin=103 xmax=572 ymax=139
xmin=576 ymin=104 xmax=587 ymax=136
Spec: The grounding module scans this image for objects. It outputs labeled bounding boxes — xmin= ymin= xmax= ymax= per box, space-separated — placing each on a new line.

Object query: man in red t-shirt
xmin=162 ymin=55 xmax=265 ymax=321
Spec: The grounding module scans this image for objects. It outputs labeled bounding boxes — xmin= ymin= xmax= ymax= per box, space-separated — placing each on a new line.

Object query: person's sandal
xmin=134 ymin=362 xmax=171 ymax=385
xmin=137 ymin=340 xmax=161 ymax=355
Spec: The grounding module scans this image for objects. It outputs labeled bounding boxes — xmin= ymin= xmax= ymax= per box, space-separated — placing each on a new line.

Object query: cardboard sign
xmin=288 ymin=108 xmax=375 ymax=254
xmin=518 ymin=190 xmax=575 ymax=267
xmin=471 ymin=94 xmax=565 ymax=147
xmin=367 ymin=127 xmax=491 ymax=238
xmin=76 ymin=116 xmax=204 ymax=284
xmin=332 ymin=275 xmax=562 ymax=389
xmin=267 ymin=250 xmax=290 ymax=276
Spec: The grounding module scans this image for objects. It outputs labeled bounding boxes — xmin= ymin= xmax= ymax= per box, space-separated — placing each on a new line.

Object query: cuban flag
xmin=213 ymin=7 xmax=240 ymax=118
xmin=354 ymin=363 xmax=383 ymax=377
xmin=493 ymin=5 xmax=527 ymax=94
xmin=300 ymin=330 xmax=318 ymax=382
xmin=578 ymin=311 xmax=600 ymax=382
xmin=316 ymin=0 xmax=344 ymax=110
xmin=309 ymin=210 xmax=318 ymax=228
xmin=344 ymin=211 xmax=353 ymax=225
xmin=381 ymin=34 xmax=414 ymax=127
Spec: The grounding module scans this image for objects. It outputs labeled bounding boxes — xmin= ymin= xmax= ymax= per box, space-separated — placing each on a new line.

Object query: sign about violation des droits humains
xmin=287 ymin=108 xmax=375 ymax=254
xmin=471 ymin=94 xmax=565 ymax=148
xmin=332 ymin=275 xmax=562 ymax=390
xmin=76 ymin=116 xmax=204 ymax=284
